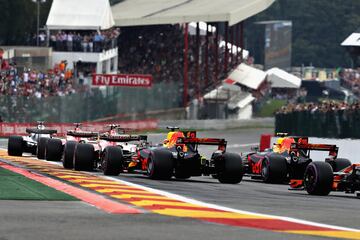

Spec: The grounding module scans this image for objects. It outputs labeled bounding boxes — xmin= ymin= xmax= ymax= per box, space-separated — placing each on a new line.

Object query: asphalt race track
xmin=1 ymin=128 xmax=359 ymax=240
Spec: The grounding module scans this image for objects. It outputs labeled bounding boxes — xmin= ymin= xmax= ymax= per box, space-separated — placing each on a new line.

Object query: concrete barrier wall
xmin=159 ymin=118 xmax=275 ymax=130
xmin=270 ymin=137 xmax=360 ymax=164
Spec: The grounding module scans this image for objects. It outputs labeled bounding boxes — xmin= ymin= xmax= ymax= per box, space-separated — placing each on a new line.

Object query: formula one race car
xmin=72 ymin=126 xmax=243 ymax=184
xmin=302 ymin=162 xmax=360 ymax=196
xmin=140 ymin=127 xmax=243 ymax=183
xmin=242 ymin=134 xmax=351 ymax=183
xmin=43 ymin=123 xmax=98 ymax=163
xmin=71 ymin=124 xmax=149 ymax=175
xmin=7 ymin=121 xmax=57 ymax=157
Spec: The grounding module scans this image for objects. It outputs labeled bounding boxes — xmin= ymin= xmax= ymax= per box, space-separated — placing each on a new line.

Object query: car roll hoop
xmin=166 ymin=126 xmax=180 ymax=131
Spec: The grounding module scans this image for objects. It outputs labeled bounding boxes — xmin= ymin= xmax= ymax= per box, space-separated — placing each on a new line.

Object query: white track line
xmin=103 ymin=175 xmax=360 ymax=232
xmin=227 ymin=143 xmax=258 ymax=148
xmin=1 ymin=147 xmax=360 ymax=232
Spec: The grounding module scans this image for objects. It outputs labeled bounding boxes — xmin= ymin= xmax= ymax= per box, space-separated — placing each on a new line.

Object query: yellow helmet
xmin=277 ymin=137 xmax=285 ymax=145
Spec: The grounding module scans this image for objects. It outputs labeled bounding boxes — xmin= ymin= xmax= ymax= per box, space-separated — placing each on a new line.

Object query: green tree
xmin=246 ymin=0 xmax=360 ymax=68
xmin=0 ymin=0 xmax=52 ymax=45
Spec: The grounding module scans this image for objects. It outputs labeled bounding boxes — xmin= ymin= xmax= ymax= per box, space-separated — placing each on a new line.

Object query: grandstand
xmin=0 ymin=0 xmax=276 ymax=122
xmin=111 ymin=0 xmax=275 ymax=117
xmin=341 ymin=28 xmax=360 ymax=68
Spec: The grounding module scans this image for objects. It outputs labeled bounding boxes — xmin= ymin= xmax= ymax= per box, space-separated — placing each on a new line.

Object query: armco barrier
xmin=0 ymin=119 xmax=158 ymax=137
xmin=159 ymin=118 xmax=275 ymax=130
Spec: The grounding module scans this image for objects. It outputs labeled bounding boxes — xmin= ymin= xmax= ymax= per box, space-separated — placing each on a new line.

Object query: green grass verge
xmin=0 ymin=167 xmax=78 ymax=201
xmin=255 ymin=99 xmax=287 ymax=117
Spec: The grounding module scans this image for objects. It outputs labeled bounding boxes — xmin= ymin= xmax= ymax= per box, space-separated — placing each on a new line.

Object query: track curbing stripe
xmin=1 ymin=149 xmax=360 ymax=239
xmin=0 ymin=162 xmax=142 ymax=214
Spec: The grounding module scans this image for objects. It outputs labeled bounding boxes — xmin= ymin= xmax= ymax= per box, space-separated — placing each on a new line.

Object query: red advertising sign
xmin=92 ymin=74 xmax=153 ymax=88
xmin=0 ymin=119 xmax=158 ymax=137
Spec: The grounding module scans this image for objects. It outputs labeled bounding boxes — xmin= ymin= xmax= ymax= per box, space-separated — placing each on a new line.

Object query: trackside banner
xmin=0 ymin=119 xmax=158 ymax=137
xmin=92 ymin=74 xmax=153 ymax=87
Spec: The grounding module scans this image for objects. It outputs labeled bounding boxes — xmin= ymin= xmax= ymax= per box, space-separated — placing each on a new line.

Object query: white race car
xmin=7 ymin=122 xmax=57 ymax=157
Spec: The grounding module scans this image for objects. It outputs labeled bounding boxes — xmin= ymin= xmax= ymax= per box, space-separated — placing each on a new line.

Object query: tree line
xmin=245 ymin=0 xmax=360 ymax=68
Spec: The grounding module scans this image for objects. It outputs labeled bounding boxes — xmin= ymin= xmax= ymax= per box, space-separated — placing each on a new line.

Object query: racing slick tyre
xmin=216 ymin=153 xmax=243 ymax=184
xmin=332 ymin=158 xmax=352 ymax=172
xmin=62 ymin=141 xmax=77 ymax=169
xmin=73 ymin=144 xmax=94 ymax=171
xmin=8 ymin=136 xmax=24 ymax=156
xmin=102 ymin=146 xmax=123 ymax=176
xmin=147 ymin=149 xmax=174 ymax=180
xmin=261 ymin=154 xmax=288 ymax=183
xmin=45 ymin=138 xmax=63 ymax=162
xmin=304 ymin=161 xmax=333 ymax=196
xmin=37 ymin=137 xmax=49 ymax=159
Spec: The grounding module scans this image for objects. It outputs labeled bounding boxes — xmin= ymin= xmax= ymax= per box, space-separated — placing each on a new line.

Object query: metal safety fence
xmin=275 ymin=110 xmax=360 ymax=139
xmin=0 ymin=82 xmax=182 ymax=123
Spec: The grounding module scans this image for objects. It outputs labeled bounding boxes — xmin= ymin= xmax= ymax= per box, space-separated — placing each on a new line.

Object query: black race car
xmin=242 ymin=135 xmax=351 ymax=184
xmin=139 ymin=127 xmax=244 ymax=183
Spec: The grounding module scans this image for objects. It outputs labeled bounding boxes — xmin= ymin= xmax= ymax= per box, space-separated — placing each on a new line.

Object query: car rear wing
xmin=67 ymin=130 xmax=98 ymax=138
xmin=26 ymin=128 xmax=57 ymax=135
xmin=290 ymin=143 xmax=338 ymax=157
xmin=176 ymin=137 xmax=227 ymax=150
xmin=99 ymin=134 xmax=147 ymax=142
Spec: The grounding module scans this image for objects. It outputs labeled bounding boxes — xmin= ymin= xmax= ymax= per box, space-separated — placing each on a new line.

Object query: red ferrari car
xmin=42 ymin=123 xmax=98 ymax=164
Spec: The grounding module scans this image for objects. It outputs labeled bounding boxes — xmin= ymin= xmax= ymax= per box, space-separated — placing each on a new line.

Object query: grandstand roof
xmin=46 ymin=0 xmax=115 ymax=30
xmin=224 ymin=63 xmax=266 ymax=90
xmin=341 ymin=33 xmax=360 ymax=47
xmin=266 ymin=68 xmax=301 ymax=89
xmin=111 ymin=0 xmax=275 ymax=27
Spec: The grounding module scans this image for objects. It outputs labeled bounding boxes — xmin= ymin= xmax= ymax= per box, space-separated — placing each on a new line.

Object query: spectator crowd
xmin=24 ymin=24 xmax=248 ymax=102
xmin=276 ymin=101 xmax=360 ymax=138
xmin=30 ymin=28 xmax=121 ymax=53
xmin=339 ymin=68 xmax=360 ymax=96
xmin=0 ymin=61 xmax=77 ymax=99
xmin=117 ymin=25 xmax=243 ymax=99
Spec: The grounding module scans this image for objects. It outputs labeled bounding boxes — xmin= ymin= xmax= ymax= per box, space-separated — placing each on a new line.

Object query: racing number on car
xmin=252 ymin=161 xmax=262 ymax=174
xmin=186 ymin=131 xmax=196 ymax=138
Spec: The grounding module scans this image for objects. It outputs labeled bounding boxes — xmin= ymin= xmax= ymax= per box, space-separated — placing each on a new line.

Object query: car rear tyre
xmin=8 ymin=136 xmax=24 ymax=156
xmin=102 ymin=146 xmax=123 ymax=176
xmin=63 ymin=141 xmax=77 ymax=169
xmin=216 ymin=153 xmax=243 ymax=184
xmin=304 ymin=161 xmax=333 ymax=196
xmin=261 ymin=154 xmax=288 ymax=183
xmin=73 ymin=144 xmax=94 ymax=171
xmin=147 ymin=149 xmax=173 ymax=180
xmin=332 ymin=158 xmax=351 ymax=172
xmin=45 ymin=139 xmax=63 ymax=162
xmin=37 ymin=137 xmax=49 ymax=159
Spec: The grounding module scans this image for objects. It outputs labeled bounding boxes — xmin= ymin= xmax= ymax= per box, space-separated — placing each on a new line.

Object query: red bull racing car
xmin=302 ymin=162 xmax=360 ymax=197
xmin=138 ymin=127 xmax=243 ymax=183
xmin=289 ymin=143 xmax=359 ymax=196
xmin=8 ymin=121 xmax=57 ymax=157
xmin=71 ymin=126 xmax=244 ymax=184
xmin=242 ymin=134 xmax=351 ymax=184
